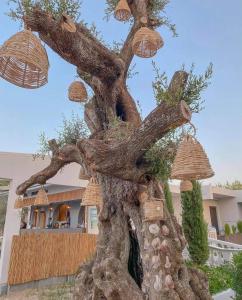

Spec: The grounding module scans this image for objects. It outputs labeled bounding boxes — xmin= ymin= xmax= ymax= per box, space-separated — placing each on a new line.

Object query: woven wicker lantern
xmin=34 ymin=187 xmax=49 ymax=206
xmin=132 ymin=27 xmax=160 ymax=58
xmin=82 ymin=177 xmax=102 ymax=207
xmin=14 ymin=196 xmax=23 ymax=209
xmin=114 ymin=0 xmax=131 ymax=22
xmin=143 ymin=198 xmax=164 ymax=222
xmin=180 ymin=180 xmax=193 ymax=192
xmin=0 ymin=30 xmax=49 ymax=89
xmin=171 ymin=135 xmax=214 ymax=181
xmin=61 ymin=13 xmax=76 ymax=33
xmin=68 ymin=81 xmax=87 ymax=103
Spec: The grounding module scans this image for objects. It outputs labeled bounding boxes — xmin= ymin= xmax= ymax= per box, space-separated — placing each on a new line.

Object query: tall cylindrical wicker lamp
xmin=82 ymin=177 xmax=102 ymax=207
xmin=34 ymin=187 xmax=49 ymax=206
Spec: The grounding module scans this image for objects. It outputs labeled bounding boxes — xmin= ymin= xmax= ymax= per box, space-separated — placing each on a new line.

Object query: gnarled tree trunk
xmin=16 ymin=2 xmax=212 ymax=299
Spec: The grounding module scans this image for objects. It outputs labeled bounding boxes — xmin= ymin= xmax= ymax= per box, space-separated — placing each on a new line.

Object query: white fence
xmin=207 ymin=238 xmax=242 ymax=266
xmin=183 ymin=237 xmax=242 ymax=266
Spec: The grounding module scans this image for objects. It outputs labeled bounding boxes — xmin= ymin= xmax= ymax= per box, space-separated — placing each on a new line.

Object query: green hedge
xmin=232 ymin=251 xmax=242 ymax=299
xmin=187 ymin=263 xmax=233 ymax=295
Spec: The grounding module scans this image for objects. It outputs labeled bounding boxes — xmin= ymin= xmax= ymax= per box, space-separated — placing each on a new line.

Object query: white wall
xmin=0 ymin=152 xmax=87 ymax=286
xmin=218 ymin=198 xmax=240 ymax=228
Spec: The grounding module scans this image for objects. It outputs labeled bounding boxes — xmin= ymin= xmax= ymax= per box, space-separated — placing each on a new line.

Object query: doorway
xmin=209 ymin=206 xmax=219 ymax=234
xmin=39 ymin=210 xmax=46 ymax=228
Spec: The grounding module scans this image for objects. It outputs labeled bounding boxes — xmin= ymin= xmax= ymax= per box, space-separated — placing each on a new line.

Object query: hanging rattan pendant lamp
xmin=34 ymin=187 xmax=49 ymax=206
xmin=82 ymin=177 xmax=102 ymax=207
xmin=68 ymin=81 xmax=87 ymax=103
xmin=132 ymin=27 xmax=163 ymax=58
xmin=0 ymin=30 xmax=49 ymax=89
xmin=114 ymin=0 xmax=131 ymax=22
xmin=171 ymin=134 xmax=214 ymax=181
xmin=180 ymin=180 xmax=193 ymax=192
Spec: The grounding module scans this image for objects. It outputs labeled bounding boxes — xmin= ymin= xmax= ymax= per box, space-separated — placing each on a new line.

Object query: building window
xmin=88 ymin=206 xmax=98 ymax=234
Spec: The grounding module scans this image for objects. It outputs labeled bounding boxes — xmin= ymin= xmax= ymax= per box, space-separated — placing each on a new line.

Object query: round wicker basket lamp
xmin=68 ymin=81 xmax=87 ymax=103
xmin=132 ymin=27 xmax=158 ymax=58
xmin=171 ymin=135 xmax=214 ymax=180
xmin=14 ymin=196 xmax=23 ymax=209
xmin=82 ymin=177 xmax=102 ymax=207
xmin=114 ymin=0 xmax=131 ymax=22
xmin=180 ymin=180 xmax=193 ymax=192
xmin=0 ymin=30 xmax=49 ymax=89
xmin=34 ymin=187 xmax=49 ymax=206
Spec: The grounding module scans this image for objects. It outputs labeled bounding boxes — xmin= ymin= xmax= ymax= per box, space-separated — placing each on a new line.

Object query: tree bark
xmin=16 ymin=4 xmax=213 ymax=300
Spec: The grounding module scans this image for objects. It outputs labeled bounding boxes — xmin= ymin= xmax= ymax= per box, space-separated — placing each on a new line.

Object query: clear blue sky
xmin=0 ymin=0 xmax=242 ymax=184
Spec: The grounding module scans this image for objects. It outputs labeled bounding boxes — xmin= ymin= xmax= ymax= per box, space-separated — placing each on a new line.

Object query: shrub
xmin=181 ymin=181 xmax=209 ymax=265
xmin=186 ymin=262 xmax=233 ymax=295
xmin=232 ymin=225 xmax=237 ymax=234
xmin=237 ymin=221 xmax=242 ymax=234
xmin=232 ymin=251 xmax=242 ymax=299
xmin=163 ymin=181 xmax=174 ymax=214
xmin=225 ymin=224 xmax=231 ymax=236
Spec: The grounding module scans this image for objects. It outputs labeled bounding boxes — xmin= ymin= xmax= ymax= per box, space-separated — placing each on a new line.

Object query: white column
xmin=26 ymin=207 xmax=32 ymax=229
xmin=0 ymin=180 xmax=21 ymax=287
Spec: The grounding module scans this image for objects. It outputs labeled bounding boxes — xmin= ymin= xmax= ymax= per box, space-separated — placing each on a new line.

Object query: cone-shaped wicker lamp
xmin=68 ymin=81 xmax=87 ymax=103
xmin=34 ymin=187 xmax=49 ymax=206
xmin=82 ymin=177 xmax=102 ymax=207
xmin=171 ymin=135 xmax=214 ymax=180
xmin=0 ymin=30 xmax=49 ymax=89
xmin=132 ymin=27 xmax=163 ymax=58
xmin=114 ymin=0 xmax=131 ymax=22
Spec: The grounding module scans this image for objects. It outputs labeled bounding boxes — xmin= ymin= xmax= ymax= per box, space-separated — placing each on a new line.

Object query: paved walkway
xmin=213 ymin=289 xmax=235 ymax=300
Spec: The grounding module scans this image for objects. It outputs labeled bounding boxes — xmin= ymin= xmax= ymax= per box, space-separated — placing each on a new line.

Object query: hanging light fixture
xmin=114 ymin=0 xmax=131 ymax=22
xmin=180 ymin=180 xmax=193 ymax=192
xmin=0 ymin=30 xmax=49 ymax=89
xmin=68 ymin=81 xmax=87 ymax=103
xmin=34 ymin=186 xmax=49 ymax=206
xmin=132 ymin=27 xmax=164 ymax=58
xmin=171 ymin=134 xmax=214 ymax=181
xmin=82 ymin=177 xmax=102 ymax=207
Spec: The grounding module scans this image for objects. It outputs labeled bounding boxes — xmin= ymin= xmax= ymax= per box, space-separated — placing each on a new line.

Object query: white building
xmin=0 ymin=151 xmax=242 ymax=292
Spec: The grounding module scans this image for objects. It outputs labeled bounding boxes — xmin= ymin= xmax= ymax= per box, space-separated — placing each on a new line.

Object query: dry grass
xmin=0 ymin=281 xmax=74 ymax=300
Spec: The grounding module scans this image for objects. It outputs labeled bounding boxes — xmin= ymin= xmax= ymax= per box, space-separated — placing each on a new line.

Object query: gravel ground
xmin=0 ymin=283 xmax=74 ymax=300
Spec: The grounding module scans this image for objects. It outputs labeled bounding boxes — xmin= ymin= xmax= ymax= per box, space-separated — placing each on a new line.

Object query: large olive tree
xmin=8 ymin=0 xmax=212 ymax=299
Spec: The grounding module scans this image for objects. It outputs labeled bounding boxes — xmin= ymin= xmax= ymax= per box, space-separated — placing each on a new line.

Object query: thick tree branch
xmin=16 ymin=141 xmax=82 ymax=195
xmin=24 ymin=7 xmax=122 ymax=83
xmin=77 ymin=71 xmax=190 ymax=182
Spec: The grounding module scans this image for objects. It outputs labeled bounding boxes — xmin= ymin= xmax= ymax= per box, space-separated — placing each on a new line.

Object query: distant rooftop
xmin=170 ymin=184 xmax=236 ymax=200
